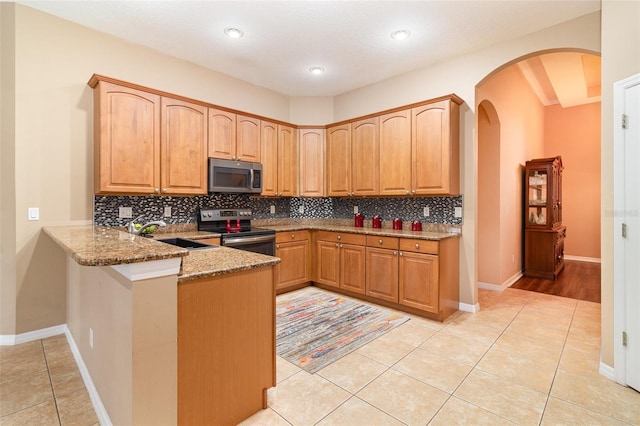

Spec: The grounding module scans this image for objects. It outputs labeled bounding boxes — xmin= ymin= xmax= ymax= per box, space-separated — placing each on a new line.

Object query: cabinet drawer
xmin=316 ymin=231 xmax=366 ymax=245
xmin=366 ymin=235 xmax=399 ymax=249
xmin=399 ymin=238 xmax=438 ymax=255
xmin=276 ymin=230 xmax=309 ymax=243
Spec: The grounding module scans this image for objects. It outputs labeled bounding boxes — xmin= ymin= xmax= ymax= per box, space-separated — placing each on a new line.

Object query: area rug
xmin=276 ymin=288 xmax=409 ymax=373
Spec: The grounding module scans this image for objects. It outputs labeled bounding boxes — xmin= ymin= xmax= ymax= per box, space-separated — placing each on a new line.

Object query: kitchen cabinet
xmin=398 ymin=239 xmax=439 ymax=313
xmin=208 ymin=110 xmax=261 ymax=162
xmin=412 ymin=100 xmax=460 ymax=195
xmin=161 ymin=97 xmax=208 ymax=195
xmin=92 ymin=79 xmax=207 ymax=195
xmin=326 ymin=118 xmax=378 ymax=196
xmin=524 ymin=156 xmax=565 ymax=279
xmin=379 ymin=110 xmax=412 ymax=195
xmin=365 ymin=236 xmax=400 ymax=302
xmin=261 ymin=122 xmax=298 ymax=197
xmin=275 ymin=231 xmax=311 ymax=293
xmin=315 ymin=231 xmax=366 ymax=294
xmin=298 ymin=128 xmax=325 ymax=197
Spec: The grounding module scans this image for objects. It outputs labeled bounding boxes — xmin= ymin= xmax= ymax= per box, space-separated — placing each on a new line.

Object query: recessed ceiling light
xmin=309 ymin=67 xmax=325 ymax=75
xmin=224 ymin=27 xmax=244 ymax=39
xmin=391 ymin=29 xmax=411 ymax=40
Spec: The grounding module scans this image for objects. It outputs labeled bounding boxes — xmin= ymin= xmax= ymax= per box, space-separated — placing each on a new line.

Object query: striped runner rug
xmin=276 ymin=287 xmax=409 ymax=373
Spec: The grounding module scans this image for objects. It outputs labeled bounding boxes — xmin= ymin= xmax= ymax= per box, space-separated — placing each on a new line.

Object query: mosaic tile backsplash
xmin=94 ymin=194 xmax=463 ymax=227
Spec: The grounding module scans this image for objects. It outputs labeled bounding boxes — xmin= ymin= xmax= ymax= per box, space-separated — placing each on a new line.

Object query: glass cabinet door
xmin=527 ymin=169 xmax=548 ymax=226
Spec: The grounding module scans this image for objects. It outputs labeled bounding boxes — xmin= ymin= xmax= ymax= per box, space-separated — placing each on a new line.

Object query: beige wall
xmin=544 ymin=102 xmax=601 ymax=259
xmin=290 ymin=96 xmax=334 ymax=125
xmin=476 ymin=64 xmax=546 ymax=285
xmin=600 ymin=0 xmax=640 ymax=368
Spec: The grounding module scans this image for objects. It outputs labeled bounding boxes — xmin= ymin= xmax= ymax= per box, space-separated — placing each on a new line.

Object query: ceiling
xmin=19 ymin=0 xmax=601 ymax=99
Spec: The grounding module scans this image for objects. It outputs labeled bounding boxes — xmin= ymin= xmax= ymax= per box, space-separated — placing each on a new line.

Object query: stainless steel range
xmin=197 ymin=208 xmax=276 ymax=256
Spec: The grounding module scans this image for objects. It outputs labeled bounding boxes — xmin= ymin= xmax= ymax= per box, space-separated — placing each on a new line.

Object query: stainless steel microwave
xmin=208 ymin=158 xmax=263 ymax=194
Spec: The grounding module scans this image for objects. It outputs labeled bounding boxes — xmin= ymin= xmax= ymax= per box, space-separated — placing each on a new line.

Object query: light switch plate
xmin=354 ymin=206 xmax=359 ymax=214
xmin=423 ymin=207 xmax=430 ymax=217
xmin=270 ymin=205 xmax=276 ymax=214
xmin=454 ymin=207 xmax=463 ymax=218
xmin=164 ymin=206 xmax=172 ymax=217
xmin=298 ymin=205 xmax=304 ymax=213
xmin=28 ymin=207 xmax=39 ymax=221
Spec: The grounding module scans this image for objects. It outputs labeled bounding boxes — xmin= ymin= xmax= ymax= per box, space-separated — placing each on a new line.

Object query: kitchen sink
xmin=157 ymin=238 xmax=217 ymax=250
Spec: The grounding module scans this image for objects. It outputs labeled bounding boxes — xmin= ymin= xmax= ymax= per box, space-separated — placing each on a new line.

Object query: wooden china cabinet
xmin=524 ymin=156 xmax=566 ymax=279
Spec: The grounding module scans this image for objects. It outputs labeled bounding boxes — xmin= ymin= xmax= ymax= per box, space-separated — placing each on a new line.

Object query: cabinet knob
xmin=340 ymin=244 xmax=343 ymax=248
xmin=378 ymin=239 xmax=383 ymax=244
xmin=411 ymin=190 xmax=416 ymax=194
xmin=335 ymin=243 xmax=339 ymax=247
xmin=291 ymin=234 xmax=295 ymax=239
xmin=238 ymin=157 xmax=242 ymax=161
xmin=415 ymin=243 xmax=420 ymax=249
xmin=393 ymin=251 xmax=398 ymax=256
xmin=399 ymin=252 xmax=403 ymax=256
xmin=337 ymin=235 xmax=341 ymax=240
xmin=154 ymin=188 xmax=160 ymax=194
xmin=406 ymin=190 xmax=410 ymax=195
xmin=276 ymin=244 xmax=280 ymax=249
xmin=162 ymin=188 xmax=168 ymax=193
xmin=232 ymin=156 xmax=236 ymax=160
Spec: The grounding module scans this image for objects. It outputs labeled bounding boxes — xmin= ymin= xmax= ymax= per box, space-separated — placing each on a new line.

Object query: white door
xmin=614 ymin=73 xmax=640 ymax=391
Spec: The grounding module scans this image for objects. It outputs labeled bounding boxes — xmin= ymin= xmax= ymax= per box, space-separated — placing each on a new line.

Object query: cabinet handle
xmin=393 ymin=251 xmax=398 ymax=256
xmin=291 ymin=234 xmax=295 ymax=239
xmin=415 ymin=243 xmax=420 ymax=249
xmin=335 ymin=243 xmax=339 ymax=247
xmin=276 ymin=244 xmax=280 ymax=249
xmin=399 ymin=252 xmax=403 ymax=256
xmin=154 ymin=188 xmax=160 ymax=194
xmin=405 ymin=190 xmax=410 ymax=195
xmin=232 ymin=156 xmax=236 ymax=160
xmin=340 ymin=244 xmax=343 ymax=248
xmin=411 ymin=190 xmax=416 ymax=194
xmin=238 ymin=157 xmax=242 ymax=161
xmin=378 ymin=239 xmax=383 ymax=245
xmin=162 ymin=188 xmax=168 ymax=193
xmin=337 ymin=235 xmax=341 ymax=240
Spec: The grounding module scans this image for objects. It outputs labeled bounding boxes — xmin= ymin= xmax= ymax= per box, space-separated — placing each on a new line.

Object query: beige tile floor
xmin=242 ymin=287 xmax=640 ymax=426
xmin=2 ymin=287 xmax=639 ymax=425
xmin=0 ymin=334 xmax=98 ymax=425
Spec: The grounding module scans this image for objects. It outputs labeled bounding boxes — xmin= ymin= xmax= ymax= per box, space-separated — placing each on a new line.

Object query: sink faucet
xmin=127 ymin=216 xmax=167 ymax=235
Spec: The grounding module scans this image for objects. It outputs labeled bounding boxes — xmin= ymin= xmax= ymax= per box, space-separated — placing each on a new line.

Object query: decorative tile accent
xmin=94 ymin=194 xmax=462 ymax=226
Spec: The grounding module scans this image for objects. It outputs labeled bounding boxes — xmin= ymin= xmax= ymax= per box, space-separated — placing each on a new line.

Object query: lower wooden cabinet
xmin=524 ymin=227 xmax=566 ymax=279
xmin=315 ymin=231 xmax=366 ymax=294
xmin=399 ymin=251 xmax=439 ymax=313
xmin=366 ymin=247 xmax=399 ymax=302
xmin=275 ymin=231 xmax=311 ymax=292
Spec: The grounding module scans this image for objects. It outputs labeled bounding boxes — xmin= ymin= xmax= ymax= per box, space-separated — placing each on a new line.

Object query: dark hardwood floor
xmin=511 ymin=260 xmax=601 ymax=303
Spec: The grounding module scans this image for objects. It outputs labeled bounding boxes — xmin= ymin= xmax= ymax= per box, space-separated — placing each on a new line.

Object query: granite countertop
xmin=43 ymin=225 xmax=280 ymax=282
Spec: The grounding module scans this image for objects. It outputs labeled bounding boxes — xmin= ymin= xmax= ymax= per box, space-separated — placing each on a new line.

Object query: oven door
xmin=222 ymin=234 xmax=276 ymax=256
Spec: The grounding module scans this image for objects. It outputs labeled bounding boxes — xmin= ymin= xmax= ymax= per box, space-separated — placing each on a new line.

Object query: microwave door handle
xmin=249 ymin=169 xmax=254 ymax=189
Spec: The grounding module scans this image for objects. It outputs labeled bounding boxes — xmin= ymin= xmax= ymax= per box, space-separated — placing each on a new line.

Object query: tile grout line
xmin=41 ymin=338 xmax=63 ymax=426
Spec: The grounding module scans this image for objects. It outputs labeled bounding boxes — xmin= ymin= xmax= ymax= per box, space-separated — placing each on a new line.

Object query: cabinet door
xmin=161 ymin=97 xmax=208 ymax=195
xmin=351 ymin=117 xmax=379 ymax=195
xmin=326 ymin=124 xmax=352 ymax=196
xmin=299 ymin=128 xmax=325 ymax=197
xmin=236 ymin=115 xmax=261 ymax=162
xmin=260 ymin=121 xmax=278 ymax=196
xmin=276 ymin=240 xmax=310 ymax=289
xmin=277 ymin=125 xmax=298 ymax=197
xmin=379 ymin=110 xmax=411 ymax=195
xmin=365 ymin=247 xmax=399 ymax=302
xmin=399 ymin=251 xmax=439 ymax=313
xmin=95 ymin=81 xmax=160 ymax=194
xmin=207 ymin=108 xmax=236 ymax=160
xmin=340 ymin=243 xmax=366 ymax=294
xmin=412 ymin=100 xmax=458 ymax=195
xmin=316 ymin=241 xmax=341 ymax=288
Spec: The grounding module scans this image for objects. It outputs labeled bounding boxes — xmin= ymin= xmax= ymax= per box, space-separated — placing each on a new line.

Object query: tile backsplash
xmin=94 ymin=194 xmax=463 ymax=226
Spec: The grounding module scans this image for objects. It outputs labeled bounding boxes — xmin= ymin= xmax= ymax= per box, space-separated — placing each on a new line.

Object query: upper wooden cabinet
xmin=208 ymin=110 xmax=261 ymax=162
xmin=379 ymin=110 xmax=412 ymax=195
xmin=326 ymin=118 xmax=379 ymax=196
xmin=299 ymin=129 xmax=325 ymax=197
xmin=161 ymin=97 xmax=208 ymax=195
xmin=92 ymin=79 xmax=206 ymax=195
xmin=261 ymin=122 xmax=298 ymax=196
xmin=412 ymin=100 xmax=460 ymax=195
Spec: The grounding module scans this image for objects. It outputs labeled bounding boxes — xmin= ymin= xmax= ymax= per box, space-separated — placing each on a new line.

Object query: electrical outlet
xmin=119 ymin=206 xmax=133 ymax=218
xmin=423 ymin=207 xmax=430 ymax=217
xmin=354 ymin=206 xmax=359 ymax=214
xmin=89 ymin=328 xmax=94 ymax=349
xmin=454 ymin=207 xmax=463 ymax=218
xmin=298 ymin=205 xmax=304 ymax=214
xmin=270 ymin=205 xmax=276 ymax=215
xmin=163 ymin=206 xmax=172 ymax=217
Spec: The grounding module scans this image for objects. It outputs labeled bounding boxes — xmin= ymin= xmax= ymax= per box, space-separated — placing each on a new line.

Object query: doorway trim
xmin=612 ymin=72 xmax=640 ymax=384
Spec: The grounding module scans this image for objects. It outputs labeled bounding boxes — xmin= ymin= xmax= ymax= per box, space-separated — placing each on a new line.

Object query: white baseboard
xmin=65 ymin=328 xmax=112 ymax=426
xmin=564 ymin=255 xmax=601 ymax=263
xmin=478 ymin=271 xmax=523 ymax=292
xmin=0 ymin=324 xmax=66 ymax=346
xmin=599 ymin=361 xmax=616 ymax=381
xmin=459 ymin=302 xmax=480 ymax=313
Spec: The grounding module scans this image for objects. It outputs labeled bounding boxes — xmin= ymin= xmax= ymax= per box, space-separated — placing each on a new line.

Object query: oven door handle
xmin=223 ymin=235 xmax=275 ymax=246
